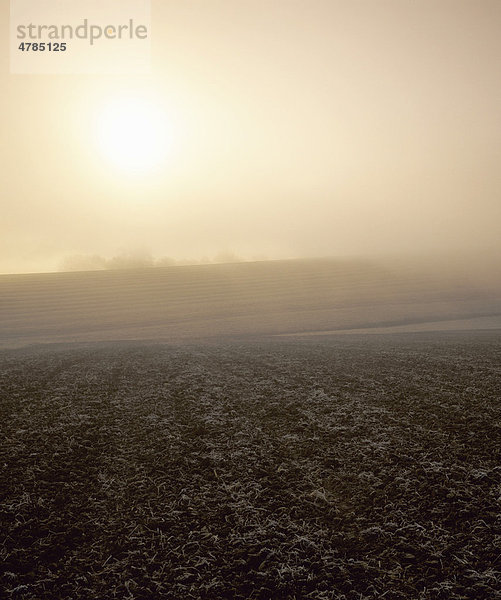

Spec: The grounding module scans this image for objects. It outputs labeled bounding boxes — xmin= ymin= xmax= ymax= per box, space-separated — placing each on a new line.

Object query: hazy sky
xmin=1 ymin=0 xmax=501 ymax=273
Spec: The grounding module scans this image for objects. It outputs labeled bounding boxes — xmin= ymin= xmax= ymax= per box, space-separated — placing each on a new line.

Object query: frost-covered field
xmin=1 ymin=332 xmax=500 ymax=599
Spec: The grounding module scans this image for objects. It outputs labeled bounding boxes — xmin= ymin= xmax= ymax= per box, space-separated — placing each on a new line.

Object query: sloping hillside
xmin=0 ymin=258 xmax=499 ymax=347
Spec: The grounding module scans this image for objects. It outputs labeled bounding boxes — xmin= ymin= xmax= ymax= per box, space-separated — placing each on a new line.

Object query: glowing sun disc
xmin=96 ymin=96 xmax=172 ymax=172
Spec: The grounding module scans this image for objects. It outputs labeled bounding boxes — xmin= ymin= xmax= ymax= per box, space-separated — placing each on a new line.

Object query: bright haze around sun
xmin=1 ymin=0 xmax=500 ymax=274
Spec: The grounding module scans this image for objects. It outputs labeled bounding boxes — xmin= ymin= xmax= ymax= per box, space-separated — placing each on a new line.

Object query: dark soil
xmin=1 ymin=332 xmax=500 ymax=599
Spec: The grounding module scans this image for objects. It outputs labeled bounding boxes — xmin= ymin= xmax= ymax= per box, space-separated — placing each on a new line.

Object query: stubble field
xmin=1 ymin=332 xmax=500 ymax=599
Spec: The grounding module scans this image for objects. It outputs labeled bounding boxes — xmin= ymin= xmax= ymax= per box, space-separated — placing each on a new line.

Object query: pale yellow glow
xmin=96 ymin=96 xmax=172 ymax=173
xmin=1 ymin=0 xmax=501 ymax=274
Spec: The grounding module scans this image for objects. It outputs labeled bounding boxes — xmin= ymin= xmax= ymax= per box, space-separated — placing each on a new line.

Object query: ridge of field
xmin=1 ymin=258 xmax=500 ymax=347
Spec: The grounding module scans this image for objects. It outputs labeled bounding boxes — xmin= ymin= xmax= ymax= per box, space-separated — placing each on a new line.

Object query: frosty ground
xmin=1 ymin=332 xmax=500 ymax=599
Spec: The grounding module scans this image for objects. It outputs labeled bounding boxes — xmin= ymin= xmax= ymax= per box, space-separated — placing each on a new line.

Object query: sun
xmin=96 ymin=95 xmax=173 ymax=173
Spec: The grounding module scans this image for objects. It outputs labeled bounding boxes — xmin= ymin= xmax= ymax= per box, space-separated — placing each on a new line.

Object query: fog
xmin=1 ymin=0 xmax=501 ymax=274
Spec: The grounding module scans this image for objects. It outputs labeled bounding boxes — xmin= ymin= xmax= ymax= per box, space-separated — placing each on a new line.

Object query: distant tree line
xmin=59 ymin=251 xmax=250 ymax=272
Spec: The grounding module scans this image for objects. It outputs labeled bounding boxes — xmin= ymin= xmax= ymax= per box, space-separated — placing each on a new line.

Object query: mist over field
xmin=1 ymin=1 xmax=501 ymax=599
xmin=0 ymin=256 xmax=500 ymax=349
